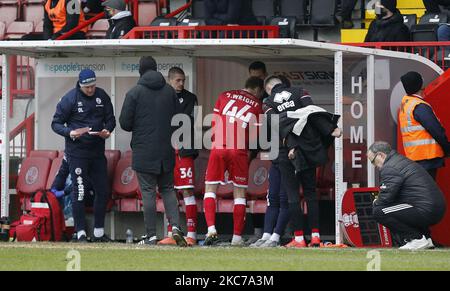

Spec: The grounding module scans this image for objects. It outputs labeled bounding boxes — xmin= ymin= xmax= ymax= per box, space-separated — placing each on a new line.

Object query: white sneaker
xmin=399 ymin=236 xmax=432 ymax=250
xmin=249 ymin=238 xmax=267 ymax=248
xmin=260 ymin=240 xmax=280 ymax=248
xmin=231 ymin=238 xmax=245 ymax=247
xmin=427 ymin=238 xmax=435 ymax=248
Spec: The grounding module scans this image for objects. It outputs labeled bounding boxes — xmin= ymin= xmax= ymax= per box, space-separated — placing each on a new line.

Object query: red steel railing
xmin=123 ymin=25 xmax=280 ymax=39
xmin=9 ymin=113 xmax=35 ymax=159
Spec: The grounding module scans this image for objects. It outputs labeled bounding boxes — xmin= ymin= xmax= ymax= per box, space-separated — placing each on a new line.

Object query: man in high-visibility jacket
xmin=44 ymin=0 xmax=88 ymax=40
xmin=399 ymin=71 xmax=450 ymax=179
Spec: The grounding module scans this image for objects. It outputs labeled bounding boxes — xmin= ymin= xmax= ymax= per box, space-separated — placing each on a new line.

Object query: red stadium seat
xmin=216 ymin=182 xmax=233 ymax=199
xmin=29 ymin=149 xmax=58 ymax=160
xmin=112 ymin=157 xmax=141 ymax=212
xmin=87 ymin=19 xmax=109 ymax=39
xmin=0 ymin=2 xmax=18 ymax=26
xmin=138 ymin=1 xmax=158 ymax=26
xmin=217 ymin=199 xmax=235 ymax=213
xmin=105 ymin=149 xmax=121 ymax=182
xmin=45 ymin=157 xmax=63 ymax=190
xmin=0 ymin=21 xmax=6 ymax=40
xmin=5 ymin=21 xmax=33 ymax=39
xmin=247 ymin=199 xmax=267 ymax=214
xmin=34 ymin=20 xmax=43 ymax=33
xmin=22 ymin=0 xmax=44 ymax=28
xmin=193 ymin=150 xmax=209 ymax=196
xmin=16 ymin=157 xmax=52 ymax=211
xmin=178 ymin=198 xmax=203 ymax=213
xmin=57 ymin=150 xmax=64 ymax=157
xmin=247 ymin=158 xmax=271 ymax=200
xmin=124 ymin=150 xmax=132 ymax=159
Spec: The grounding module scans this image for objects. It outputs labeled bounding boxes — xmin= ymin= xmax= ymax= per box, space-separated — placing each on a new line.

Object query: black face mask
xmin=105 ymin=8 xmax=113 ymax=18
xmin=376 ymin=8 xmax=388 ymax=19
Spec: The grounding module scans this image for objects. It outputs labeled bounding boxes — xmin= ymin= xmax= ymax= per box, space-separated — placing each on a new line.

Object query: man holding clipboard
xmin=51 ymin=69 xmax=116 ymax=243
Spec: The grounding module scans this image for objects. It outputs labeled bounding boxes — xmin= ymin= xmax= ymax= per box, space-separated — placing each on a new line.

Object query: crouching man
xmin=367 ymin=141 xmax=446 ymax=250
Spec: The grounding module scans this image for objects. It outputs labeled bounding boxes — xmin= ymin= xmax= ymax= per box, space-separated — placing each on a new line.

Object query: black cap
xmin=102 ymin=0 xmax=126 ymax=11
xmin=401 ymin=71 xmax=423 ymax=95
xmin=139 ymin=56 xmax=157 ymax=76
xmin=380 ymin=0 xmax=397 ymax=13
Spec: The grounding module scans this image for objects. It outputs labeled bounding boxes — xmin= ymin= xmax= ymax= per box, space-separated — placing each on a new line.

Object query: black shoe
xmin=204 ymin=233 xmax=219 ymax=246
xmin=138 ymin=235 xmax=158 ymax=246
xmin=72 ymin=234 xmax=88 ymax=243
xmin=91 ymin=235 xmax=112 ymax=243
xmin=172 ymin=227 xmax=188 ymax=247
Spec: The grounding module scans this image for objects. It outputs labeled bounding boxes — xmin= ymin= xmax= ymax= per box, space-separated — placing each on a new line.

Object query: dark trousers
xmin=137 ymin=171 xmax=181 ymax=238
xmin=373 ymin=204 xmax=436 ymax=242
xmin=423 ymin=0 xmax=450 ymax=12
xmin=264 ymin=164 xmax=290 ymax=236
xmin=278 ymin=149 xmax=319 ymax=233
xmin=67 ymin=155 xmax=107 ymax=233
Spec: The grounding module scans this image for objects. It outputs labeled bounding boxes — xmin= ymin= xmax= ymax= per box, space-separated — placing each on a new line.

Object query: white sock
xmin=262 ymin=233 xmax=271 ymax=241
xmin=187 ymin=232 xmax=196 ymax=240
xmin=77 ymin=230 xmax=86 ymax=239
xmin=312 ymin=232 xmax=320 ymax=238
xmin=94 ymin=228 xmax=104 ymax=238
xmin=208 ymin=226 xmax=217 ymax=235
xmin=295 ymin=235 xmax=304 ymax=243
xmin=270 ymin=233 xmax=281 ymax=243
xmin=232 ymin=235 xmax=242 ymax=243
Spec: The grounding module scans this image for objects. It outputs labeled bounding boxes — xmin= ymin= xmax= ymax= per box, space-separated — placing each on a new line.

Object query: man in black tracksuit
xmin=263 ymin=76 xmax=341 ymax=248
xmin=51 ymin=69 xmax=116 ymax=242
xmin=368 ymin=141 xmax=446 ymax=250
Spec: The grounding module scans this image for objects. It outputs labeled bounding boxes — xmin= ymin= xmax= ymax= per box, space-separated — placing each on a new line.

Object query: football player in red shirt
xmin=203 ymin=77 xmax=264 ymax=246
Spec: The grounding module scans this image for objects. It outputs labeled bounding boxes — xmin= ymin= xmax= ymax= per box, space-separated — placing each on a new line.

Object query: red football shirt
xmin=211 ymin=89 xmax=262 ymax=150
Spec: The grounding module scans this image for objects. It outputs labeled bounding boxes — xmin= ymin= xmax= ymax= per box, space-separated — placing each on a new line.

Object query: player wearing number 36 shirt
xmin=203 ymin=77 xmax=264 ymax=246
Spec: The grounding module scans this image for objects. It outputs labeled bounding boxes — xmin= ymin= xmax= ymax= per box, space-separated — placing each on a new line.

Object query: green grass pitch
xmin=1 ymin=243 xmax=450 ymax=271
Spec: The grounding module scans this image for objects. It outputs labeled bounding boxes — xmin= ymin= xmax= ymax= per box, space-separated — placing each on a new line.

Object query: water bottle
xmin=125 ymin=229 xmax=133 ymax=244
xmin=0 ymin=217 xmax=10 ymax=242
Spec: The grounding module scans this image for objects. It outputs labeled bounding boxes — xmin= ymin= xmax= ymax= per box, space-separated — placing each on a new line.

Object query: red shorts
xmin=205 ymin=149 xmax=249 ymax=188
xmin=174 ymin=154 xmax=195 ymax=189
